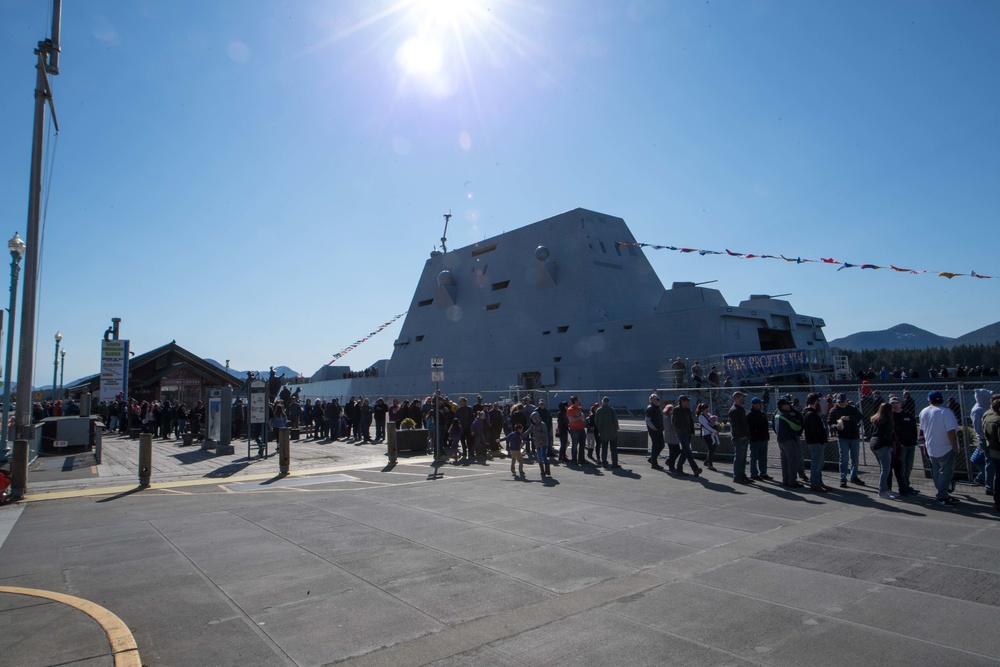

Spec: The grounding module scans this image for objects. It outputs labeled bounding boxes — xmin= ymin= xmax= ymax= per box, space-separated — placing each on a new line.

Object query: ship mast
xmin=15 ymin=0 xmax=62 ymax=442
xmin=440 ymin=211 xmax=451 ymax=254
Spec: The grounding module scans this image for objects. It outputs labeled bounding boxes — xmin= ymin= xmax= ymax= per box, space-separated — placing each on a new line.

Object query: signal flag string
xmin=328 ymin=312 xmax=408 ymax=364
xmin=618 ymin=242 xmax=995 ymax=280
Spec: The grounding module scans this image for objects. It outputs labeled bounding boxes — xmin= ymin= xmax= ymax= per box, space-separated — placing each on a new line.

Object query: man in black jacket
xmin=747 ymin=398 xmax=772 ymax=480
xmin=803 ymin=393 xmax=831 ymax=492
xmin=827 ymin=393 xmax=865 ymax=488
xmin=729 ymin=392 xmax=751 ymax=484
xmin=671 ymin=395 xmax=701 ymax=477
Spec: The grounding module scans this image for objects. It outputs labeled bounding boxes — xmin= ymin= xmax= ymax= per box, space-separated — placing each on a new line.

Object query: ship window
xmin=418 ymin=298 xmax=433 ymax=307
xmin=557 ymin=326 xmax=569 ymax=333
xmin=471 ymin=243 xmax=497 ymax=257
xmin=542 ymin=330 xmax=551 ymax=335
xmin=599 ymin=241 xmax=607 ymax=253
xmin=597 ymin=329 xmax=605 ymax=333
xmin=415 ymin=335 xmax=424 ymax=342
xmin=491 ymin=280 xmax=510 ymax=291
xmin=623 ymin=324 xmax=633 ymax=330
xmin=614 ymin=244 xmax=622 ymax=256
xmin=486 ymin=303 xmax=500 ymax=311
xmin=553 ymin=357 xmax=561 ymax=362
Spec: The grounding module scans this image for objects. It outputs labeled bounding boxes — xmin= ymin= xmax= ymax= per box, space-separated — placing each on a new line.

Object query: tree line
xmin=844 ymin=342 xmax=1000 ymax=375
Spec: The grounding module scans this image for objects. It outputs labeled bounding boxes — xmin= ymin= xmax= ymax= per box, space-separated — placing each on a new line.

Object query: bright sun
xmin=394 ymin=0 xmax=482 ymax=80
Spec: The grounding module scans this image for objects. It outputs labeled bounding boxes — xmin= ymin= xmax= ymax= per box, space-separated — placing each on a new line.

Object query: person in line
xmin=671 ymin=395 xmax=701 ymax=477
xmin=729 ymin=391 xmax=751 ymax=484
xmin=527 ymin=412 xmax=551 ymax=477
xmin=867 ymin=402 xmax=897 ymax=499
xmin=567 ymin=396 xmax=587 ymax=465
xmin=828 ymin=393 xmax=866 ymax=489
xmin=980 ymin=394 xmax=1000 ymax=513
xmin=971 ymin=388 xmax=995 ymax=495
xmin=773 ymin=397 xmax=804 ymax=488
xmin=747 ymin=397 xmax=772 ymax=481
xmin=556 ymin=402 xmax=570 ymax=462
xmin=696 ymin=403 xmax=718 ymax=471
xmin=889 ymin=396 xmax=919 ymax=496
xmin=919 ymin=391 xmax=960 ymax=506
xmin=802 ymin=393 xmax=831 ymax=492
xmin=594 ymin=396 xmax=620 ymax=469
xmin=662 ymin=401 xmax=680 ymax=472
xmin=645 ymin=394 xmax=665 ymax=470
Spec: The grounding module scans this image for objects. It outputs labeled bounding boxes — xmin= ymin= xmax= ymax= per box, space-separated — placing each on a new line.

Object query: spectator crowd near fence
xmin=91 ymin=374 xmax=1000 ymax=514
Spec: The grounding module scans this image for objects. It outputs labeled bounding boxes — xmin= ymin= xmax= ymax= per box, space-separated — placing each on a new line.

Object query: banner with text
xmin=724 ymin=349 xmax=809 ymax=380
xmin=99 ymin=339 xmax=129 ymax=402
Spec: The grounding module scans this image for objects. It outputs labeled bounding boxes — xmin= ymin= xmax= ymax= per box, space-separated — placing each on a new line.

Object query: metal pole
xmin=59 ymin=349 xmax=65 ymax=397
xmin=51 ymin=333 xmax=61 ymax=402
xmin=434 ymin=382 xmax=441 ymax=460
xmin=0 ymin=248 xmax=19 ymax=454
xmin=14 ymin=50 xmax=50 ymax=441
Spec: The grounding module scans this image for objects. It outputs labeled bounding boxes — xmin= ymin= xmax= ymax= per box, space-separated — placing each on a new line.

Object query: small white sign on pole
xmin=430 ymin=356 xmax=444 ymax=369
xmin=249 ymin=381 xmax=267 ymax=424
xmin=431 ymin=370 xmax=444 ymax=382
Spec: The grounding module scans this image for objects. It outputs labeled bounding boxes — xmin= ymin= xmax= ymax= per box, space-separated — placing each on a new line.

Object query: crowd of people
xmin=96 ymin=394 xmax=205 ymax=440
xmin=91 ymin=379 xmax=1000 ymax=514
xmin=857 ymin=365 xmax=999 ymax=380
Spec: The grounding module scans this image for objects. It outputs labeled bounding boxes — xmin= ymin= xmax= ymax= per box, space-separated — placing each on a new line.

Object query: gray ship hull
xmin=291 ymin=208 xmax=832 ymax=401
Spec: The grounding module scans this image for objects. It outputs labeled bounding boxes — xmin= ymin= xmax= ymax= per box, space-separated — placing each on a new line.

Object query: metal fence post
xmin=138 ymin=433 xmax=152 ymax=487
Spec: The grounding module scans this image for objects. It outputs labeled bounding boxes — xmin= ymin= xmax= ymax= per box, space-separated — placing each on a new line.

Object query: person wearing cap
xmin=671 ymin=395 xmax=701 ymax=477
xmin=595 ymin=396 xmax=620 ymax=468
xmin=645 ymin=394 xmax=666 ymax=470
xmin=773 ymin=397 xmax=804 ymax=488
xmin=747 ymin=397 xmax=772 ymax=480
xmin=827 ymin=393 xmax=866 ymax=488
xmin=729 ymin=392 xmax=751 ymax=484
xmin=920 ymin=391 xmax=960 ymax=505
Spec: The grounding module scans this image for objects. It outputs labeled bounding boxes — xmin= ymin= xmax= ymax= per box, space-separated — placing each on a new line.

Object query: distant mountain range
xmin=829 ymin=322 xmax=1000 ymax=351
xmin=204 ymin=359 xmax=300 ymax=380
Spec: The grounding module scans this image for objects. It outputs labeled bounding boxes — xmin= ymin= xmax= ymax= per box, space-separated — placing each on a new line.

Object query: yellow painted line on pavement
xmin=21 ymin=457 xmax=439 ymax=502
xmin=0 ymin=586 xmax=141 ymax=667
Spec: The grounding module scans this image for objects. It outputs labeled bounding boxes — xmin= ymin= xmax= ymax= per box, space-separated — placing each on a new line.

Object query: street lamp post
xmin=1 ymin=232 xmax=25 ymax=455
xmin=59 ymin=348 xmax=66 ymax=397
xmin=51 ymin=331 xmax=61 ymax=402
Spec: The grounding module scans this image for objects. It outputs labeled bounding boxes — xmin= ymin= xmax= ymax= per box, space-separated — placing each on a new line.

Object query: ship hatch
xmin=758 ymin=328 xmax=795 ymax=351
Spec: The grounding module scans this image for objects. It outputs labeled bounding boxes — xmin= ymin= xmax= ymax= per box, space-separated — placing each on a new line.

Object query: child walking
xmin=502 ymin=424 xmax=526 ymax=478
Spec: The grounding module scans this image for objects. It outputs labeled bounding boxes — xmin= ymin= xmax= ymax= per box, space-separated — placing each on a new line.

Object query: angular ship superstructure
xmin=293 ymin=208 xmax=832 ymax=400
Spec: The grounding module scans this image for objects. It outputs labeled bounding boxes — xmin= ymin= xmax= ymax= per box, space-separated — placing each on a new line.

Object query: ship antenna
xmin=441 ymin=210 xmax=452 ymax=254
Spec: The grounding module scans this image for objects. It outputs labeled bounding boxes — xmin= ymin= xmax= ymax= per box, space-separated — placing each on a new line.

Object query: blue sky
xmin=1 ymin=0 xmax=997 ymax=385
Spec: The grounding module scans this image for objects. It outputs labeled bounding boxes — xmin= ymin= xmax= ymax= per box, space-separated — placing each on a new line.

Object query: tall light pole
xmin=59 ymin=348 xmax=66 ymax=397
xmin=51 ymin=331 xmax=61 ymax=402
xmin=1 ymin=232 xmax=25 ymax=455
xmin=15 ymin=0 xmax=62 ymax=444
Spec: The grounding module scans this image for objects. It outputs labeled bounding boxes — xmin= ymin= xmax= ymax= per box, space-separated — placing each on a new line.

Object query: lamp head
xmin=61 ymin=348 xmax=66 ymax=358
xmin=55 ymin=331 xmax=62 ymax=342
xmin=8 ymin=232 xmax=25 ymax=260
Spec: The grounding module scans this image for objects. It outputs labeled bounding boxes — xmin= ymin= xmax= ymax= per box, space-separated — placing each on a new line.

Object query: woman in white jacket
xmin=697 ymin=403 xmax=719 ymax=471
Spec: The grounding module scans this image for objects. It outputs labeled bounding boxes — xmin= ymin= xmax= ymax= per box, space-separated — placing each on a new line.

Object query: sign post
xmin=430 ymin=357 xmax=444 ymax=460
xmin=249 ymin=380 xmax=266 ymax=460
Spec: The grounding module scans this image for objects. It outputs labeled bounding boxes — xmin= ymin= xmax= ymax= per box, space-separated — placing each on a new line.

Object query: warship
xmin=291 ymin=208 xmax=833 ymax=401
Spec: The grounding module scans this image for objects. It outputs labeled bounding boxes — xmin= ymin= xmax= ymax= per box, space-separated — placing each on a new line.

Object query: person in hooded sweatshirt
xmin=971 ymin=388 xmax=995 ymax=494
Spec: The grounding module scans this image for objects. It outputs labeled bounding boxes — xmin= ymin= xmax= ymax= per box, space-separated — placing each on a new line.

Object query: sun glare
xmin=397 ymin=37 xmax=444 ymax=75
